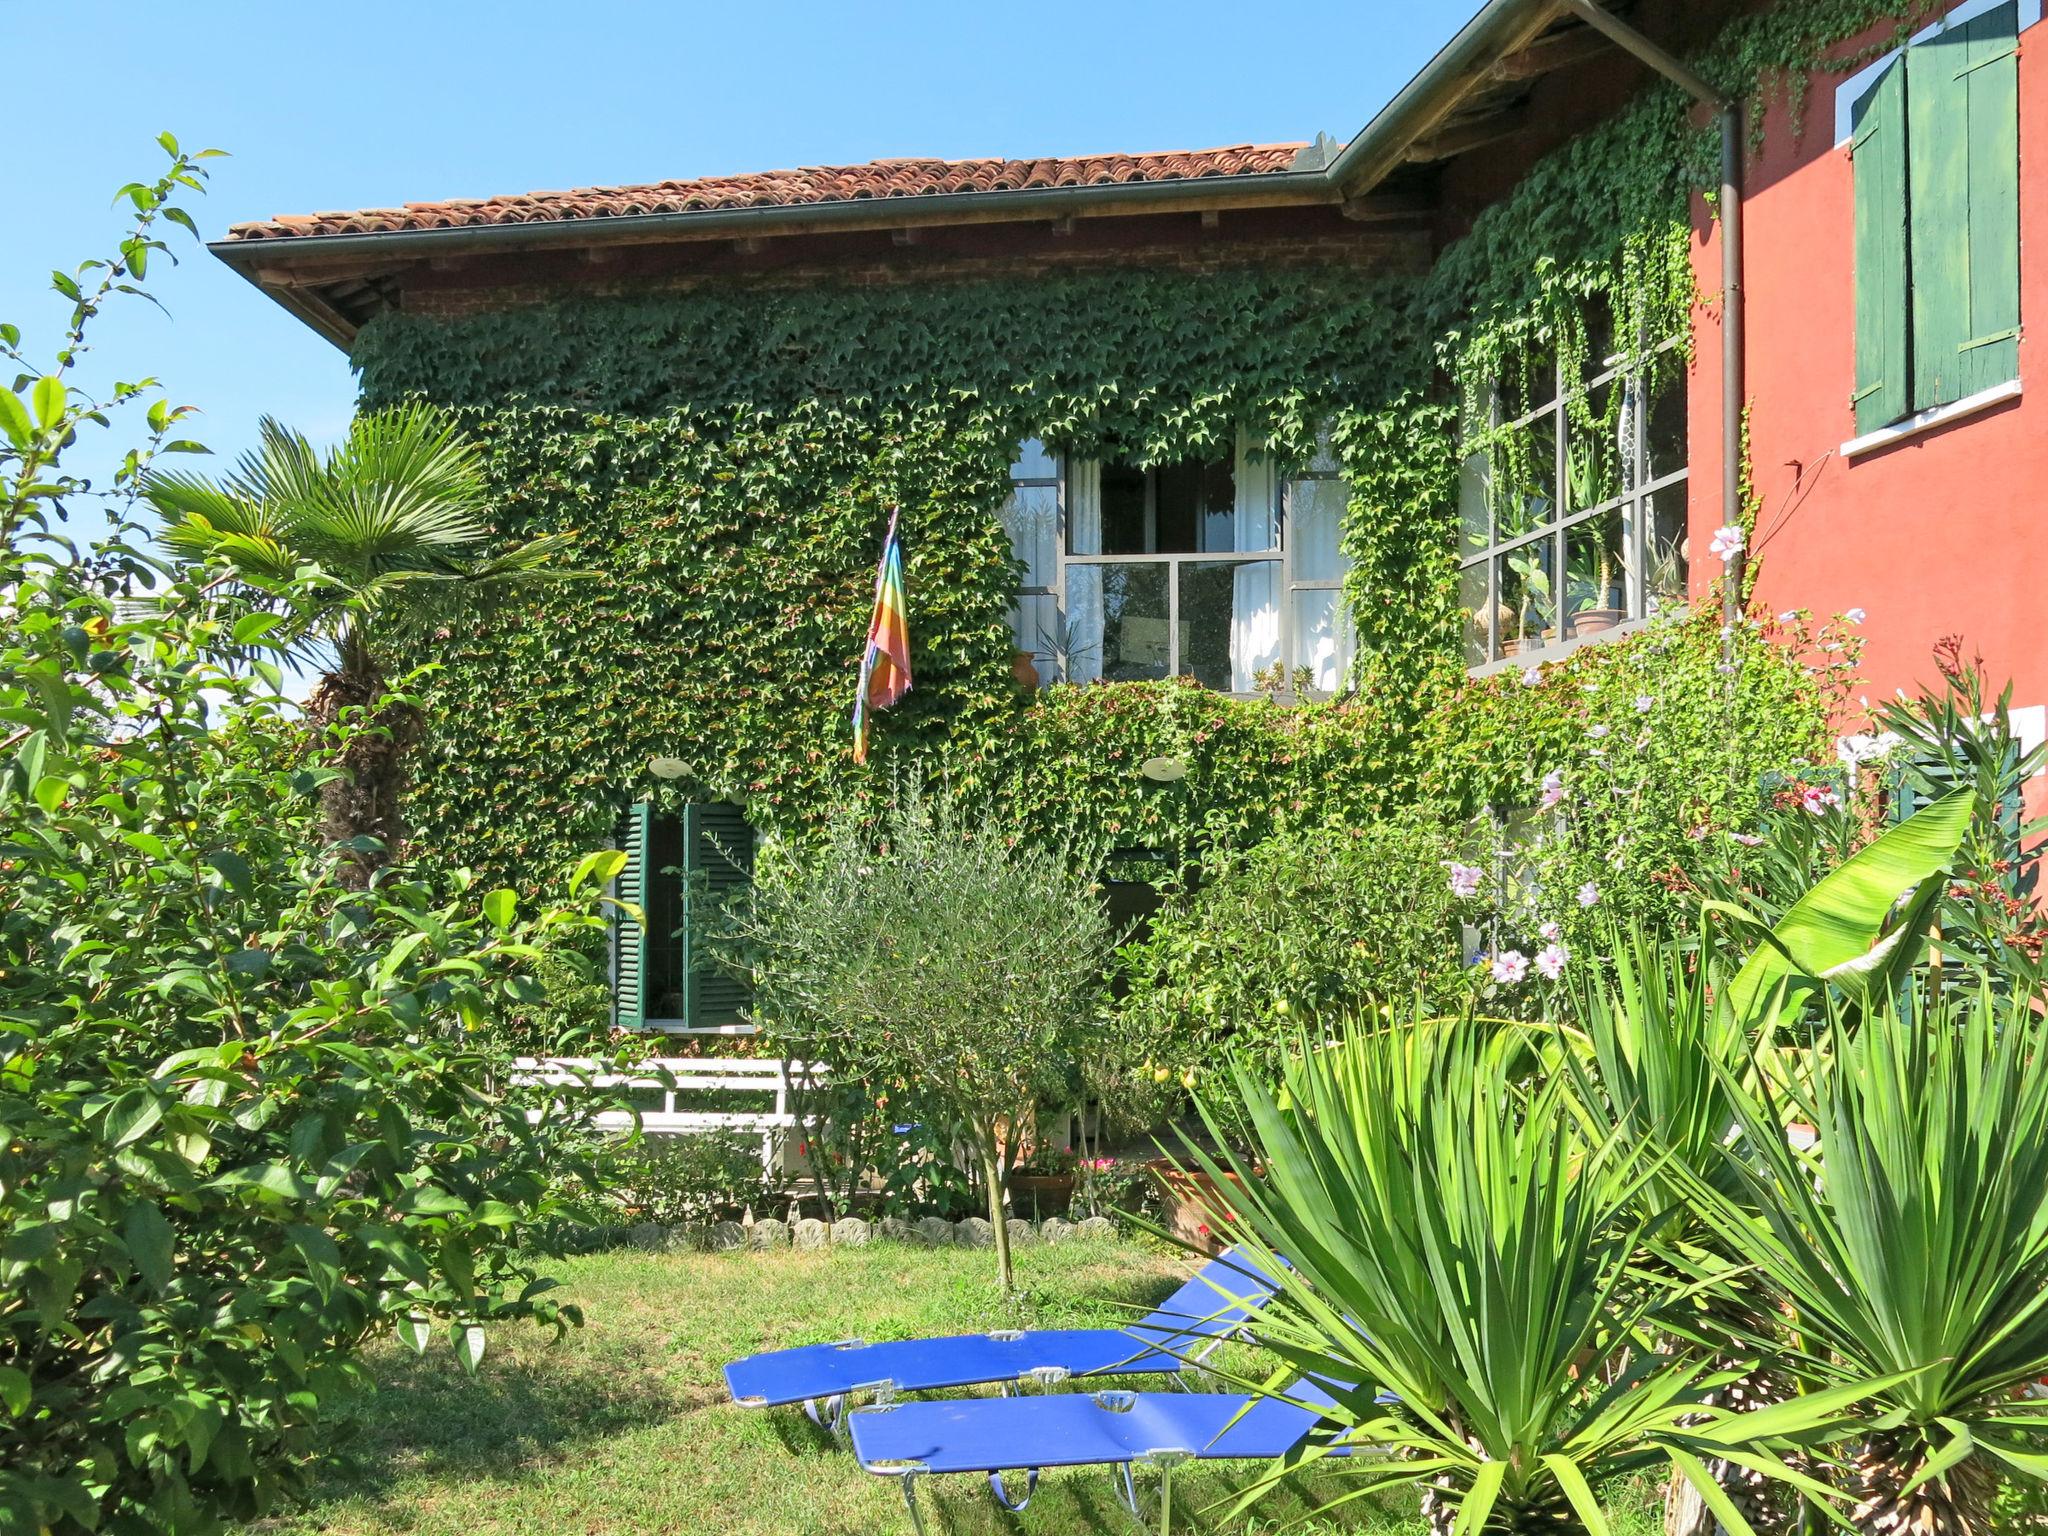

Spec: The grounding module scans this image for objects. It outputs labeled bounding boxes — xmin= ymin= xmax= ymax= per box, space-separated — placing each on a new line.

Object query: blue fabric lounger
xmin=721 ymin=1248 xmax=1278 ymax=1418
xmin=848 ymin=1378 xmax=1347 ymax=1533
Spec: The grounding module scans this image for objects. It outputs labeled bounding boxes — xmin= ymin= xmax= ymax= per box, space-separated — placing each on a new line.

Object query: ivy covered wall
xmin=354 ymin=0 xmax=1915 ymax=905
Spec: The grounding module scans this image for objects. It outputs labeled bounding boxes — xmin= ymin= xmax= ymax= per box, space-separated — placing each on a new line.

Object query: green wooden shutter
xmin=1958 ymin=2 xmax=2022 ymax=397
xmin=682 ymin=802 xmax=755 ymax=1028
xmin=610 ymin=800 xmax=651 ymax=1030
xmin=1908 ymin=3 xmax=2021 ymax=410
xmin=1852 ymin=55 xmax=1912 ymax=434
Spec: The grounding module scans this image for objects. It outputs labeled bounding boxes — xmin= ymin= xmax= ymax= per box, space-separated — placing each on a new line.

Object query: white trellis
xmin=510 ymin=1056 xmax=829 ymax=1173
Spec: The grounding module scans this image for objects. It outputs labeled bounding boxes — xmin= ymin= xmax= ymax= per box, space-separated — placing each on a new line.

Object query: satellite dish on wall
xmin=1140 ymin=755 xmax=1188 ymax=783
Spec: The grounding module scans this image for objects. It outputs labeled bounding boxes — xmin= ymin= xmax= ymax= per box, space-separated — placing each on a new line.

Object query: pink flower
xmin=1800 ymin=784 xmax=1841 ymax=815
xmin=1633 ymin=694 xmax=1655 ymax=713
xmin=1588 ymin=724 xmax=1610 ymax=739
xmin=1520 ymin=665 xmax=1544 ymax=687
xmin=1577 ymin=881 xmax=1601 ymax=909
xmin=1539 ymin=770 xmax=1566 ymax=809
xmin=1535 ymin=943 xmax=1569 ymax=981
xmin=1730 ymin=832 xmax=1766 ymax=847
xmin=1491 ymin=950 xmax=1530 ymax=985
xmin=1447 ymin=862 xmax=1485 ymax=900
xmin=1709 ymin=525 xmax=1746 ymax=562
xmin=1539 ymin=921 xmax=1562 ymax=942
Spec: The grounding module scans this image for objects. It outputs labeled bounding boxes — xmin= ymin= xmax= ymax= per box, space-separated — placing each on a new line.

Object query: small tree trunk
xmin=980 ymin=1131 xmax=1014 ymax=1292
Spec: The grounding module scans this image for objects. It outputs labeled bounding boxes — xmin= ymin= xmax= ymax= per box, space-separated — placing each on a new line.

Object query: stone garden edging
xmin=621 ymin=1213 xmax=1119 ymax=1255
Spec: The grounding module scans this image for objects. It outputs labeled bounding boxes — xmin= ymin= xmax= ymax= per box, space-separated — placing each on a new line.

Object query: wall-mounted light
xmin=1139 ymin=755 xmax=1187 ymax=783
xmin=648 ymin=756 xmax=688 ymax=781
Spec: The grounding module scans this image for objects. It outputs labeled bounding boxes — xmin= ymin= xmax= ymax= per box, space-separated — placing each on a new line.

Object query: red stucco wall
xmin=1688 ymin=5 xmax=2046 ymax=729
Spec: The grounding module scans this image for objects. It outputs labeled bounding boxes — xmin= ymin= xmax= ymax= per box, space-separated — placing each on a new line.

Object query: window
xmin=1457 ymin=336 xmax=1689 ymax=668
xmin=1000 ymin=435 xmax=1354 ymax=694
xmin=1848 ymin=0 xmax=2023 ymax=435
xmin=611 ymin=801 xmax=756 ymax=1032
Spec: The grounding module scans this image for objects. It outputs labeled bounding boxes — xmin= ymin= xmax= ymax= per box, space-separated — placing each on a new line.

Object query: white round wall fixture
xmin=648 ymin=756 xmax=688 ymax=780
xmin=1139 ymin=755 xmax=1188 ymax=783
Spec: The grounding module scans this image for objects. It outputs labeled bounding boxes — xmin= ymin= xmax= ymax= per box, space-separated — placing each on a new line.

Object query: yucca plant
xmin=1684 ymin=982 xmax=2048 ymax=1536
xmin=145 ymin=404 xmax=580 ymax=879
xmin=1181 ymin=1017 xmax=1842 ymax=1535
xmin=1565 ymin=926 xmax=1800 ymax=1536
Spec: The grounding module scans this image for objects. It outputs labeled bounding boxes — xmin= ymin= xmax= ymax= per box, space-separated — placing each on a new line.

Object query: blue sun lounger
xmin=721 ymin=1249 xmax=1279 ymax=1428
xmin=848 ymin=1376 xmax=1349 ymax=1534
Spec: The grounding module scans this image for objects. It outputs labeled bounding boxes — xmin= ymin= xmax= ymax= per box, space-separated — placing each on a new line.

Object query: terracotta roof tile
xmin=223 ymin=143 xmax=1309 ymax=240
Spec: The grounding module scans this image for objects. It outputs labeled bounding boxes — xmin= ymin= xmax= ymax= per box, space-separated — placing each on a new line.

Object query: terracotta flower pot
xmin=1011 ymin=650 xmax=1041 ymax=689
xmin=1145 ymin=1158 xmax=1248 ymax=1256
xmin=1569 ymin=607 xmax=1624 ymax=637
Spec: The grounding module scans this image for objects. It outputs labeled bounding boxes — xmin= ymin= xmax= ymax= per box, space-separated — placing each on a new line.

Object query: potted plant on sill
xmin=1566 ymin=539 xmax=1624 ymax=637
xmin=1500 ymin=548 xmax=1552 ymax=658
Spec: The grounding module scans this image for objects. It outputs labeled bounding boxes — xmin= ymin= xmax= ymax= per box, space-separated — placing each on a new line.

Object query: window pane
xmin=1010 ymin=593 xmax=1058 ymax=681
xmin=1012 ymin=438 xmax=1056 ymax=479
xmin=1565 ymin=509 xmax=1626 ymax=637
xmin=1496 ymin=540 xmax=1556 ymax=656
xmin=1646 ymin=367 xmax=1687 ymax=481
xmin=1068 ymin=562 xmax=1170 ymax=682
xmin=1181 ymin=560 xmax=1280 ymax=691
xmin=1288 ymin=477 xmax=1348 ymax=582
xmin=1099 ymin=463 xmax=1148 ymax=555
xmin=1581 ymin=297 xmax=1617 ymax=383
xmin=1642 ymin=487 xmax=1689 ymax=615
xmin=1293 ymin=586 xmax=1352 ymax=691
xmin=1156 ymin=457 xmax=1235 ymax=554
xmin=1001 ymin=482 xmax=1057 ymax=588
xmin=1503 ymin=344 xmax=1558 ymax=419
xmin=1491 ymin=409 xmax=1555 ymax=542
xmin=1563 ymin=380 xmax=1626 ymax=514
xmin=1306 ymin=431 xmax=1340 ymax=475
xmin=1460 ymin=561 xmax=1494 ymax=668
xmin=1459 ymin=447 xmax=1491 ymax=561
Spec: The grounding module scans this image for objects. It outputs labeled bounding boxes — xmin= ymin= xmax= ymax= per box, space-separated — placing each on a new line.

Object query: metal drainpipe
xmin=1557 ymin=0 xmax=1746 ymax=659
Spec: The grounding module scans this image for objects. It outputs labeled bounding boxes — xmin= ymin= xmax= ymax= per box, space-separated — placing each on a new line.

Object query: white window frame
xmin=1003 ymin=434 xmax=1353 ymax=696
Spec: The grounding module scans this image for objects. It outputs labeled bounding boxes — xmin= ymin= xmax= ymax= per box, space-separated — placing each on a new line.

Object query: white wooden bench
xmin=511 ymin=1056 xmax=830 ymax=1172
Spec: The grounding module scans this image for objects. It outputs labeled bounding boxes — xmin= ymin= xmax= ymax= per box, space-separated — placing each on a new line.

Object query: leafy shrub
xmin=593 ymin=1135 xmax=767 ymax=1225
xmin=0 ymin=148 xmax=621 ymax=1535
xmin=1116 ymin=813 xmax=1482 ymax=1107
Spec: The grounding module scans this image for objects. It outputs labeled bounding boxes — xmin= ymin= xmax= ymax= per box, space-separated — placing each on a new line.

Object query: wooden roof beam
xmin=1406 ymin=106 xmax=1533 ymax=163
xmin=1489 ymin=25 xmax=1613 ymax=81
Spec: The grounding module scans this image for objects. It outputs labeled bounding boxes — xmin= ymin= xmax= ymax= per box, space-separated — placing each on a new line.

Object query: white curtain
xmin=1230 ymin=437 xmax=1282 ymax=692
xmin=1064 ymin=461 xmax=1103 ymax=683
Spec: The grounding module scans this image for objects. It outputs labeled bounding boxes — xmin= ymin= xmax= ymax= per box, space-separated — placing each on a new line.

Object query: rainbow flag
xmin=852 ymin=507 xmax=912 ymax=764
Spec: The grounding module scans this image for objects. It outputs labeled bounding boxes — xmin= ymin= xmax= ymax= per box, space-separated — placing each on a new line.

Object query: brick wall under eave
xmin=389 ymin=204 xmax=1431 ymax=318
xmin=1688 ymin=1 xmax=2048 ymax=798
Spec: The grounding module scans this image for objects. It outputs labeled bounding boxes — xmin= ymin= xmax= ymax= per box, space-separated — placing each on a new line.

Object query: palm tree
xmin=146 ymin=403 xmax=579 ymax=882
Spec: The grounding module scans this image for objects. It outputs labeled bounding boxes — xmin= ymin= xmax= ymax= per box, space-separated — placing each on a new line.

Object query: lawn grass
xmin=256 ymin=1239 xmax=1661 ymax=1536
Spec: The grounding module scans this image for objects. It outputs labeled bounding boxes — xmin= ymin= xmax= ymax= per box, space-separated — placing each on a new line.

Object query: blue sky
xmin=2 ymin=2 xmax=1461 ymax=544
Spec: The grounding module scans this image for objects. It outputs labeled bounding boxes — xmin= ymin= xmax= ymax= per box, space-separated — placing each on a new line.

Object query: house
xmin=212 ymin=0 xmax=2047 ymax=1031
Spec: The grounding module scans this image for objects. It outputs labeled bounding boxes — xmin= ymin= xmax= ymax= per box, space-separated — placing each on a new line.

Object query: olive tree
xmin=729 ymin=778 xmax=1117 ymax=1290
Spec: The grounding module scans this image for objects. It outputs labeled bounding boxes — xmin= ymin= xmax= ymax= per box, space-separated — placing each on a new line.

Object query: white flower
xmin=1491 ymin=950 xmax=1530 ymax=985
xmin=1539 ymin=770 xmax=1567 ymax=809
xmin=1837 ymin=731 xmax=1902 ymax=768
xmin=1577 ymin=880 xmax=1601 ymax=909
xmin=1845 ymin=607 xmax=1867 ymax=623
xmin=1447 ymin=862 xmax=1485 ymax=900
xmin=1521 ymin=665 xmax=1544 ymax=687
xmin=1588 ymin=723 xmax=1610 ymax=739
xmin=1729 ymin=832 xmax=1766 ymax=847
xmin=1709 ymin=524 xmax=1746 ymax=562
xmin=1534 ymin=943 xmax=1570 ymax=981
xmin=1539 ymin=920 xmax=1562 ymax=942
xmin=1634 ymin=694 xmax=1655 ymax=714
xmin=1777 ymin=609 xmax=1800 ymax=623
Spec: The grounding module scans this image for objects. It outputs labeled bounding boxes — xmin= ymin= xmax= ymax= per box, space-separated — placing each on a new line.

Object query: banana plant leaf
xmin=1722 ymin=788 xmax=1972 ymax=1025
